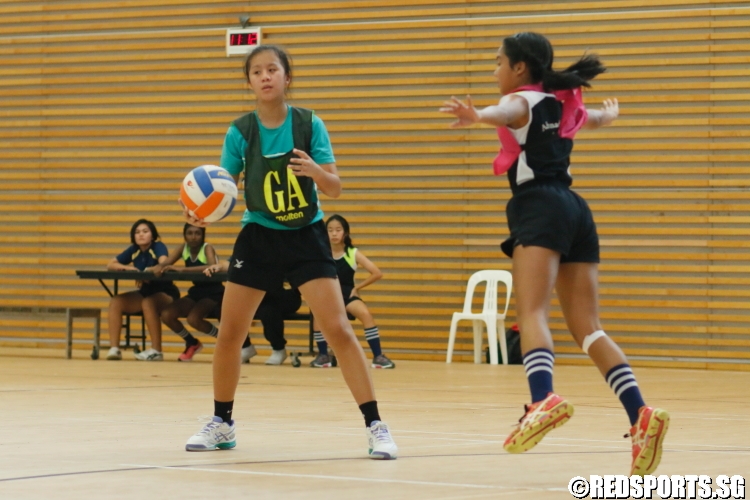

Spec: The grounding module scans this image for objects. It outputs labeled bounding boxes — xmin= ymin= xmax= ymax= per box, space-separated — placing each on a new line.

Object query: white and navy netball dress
xmin=495 ymin=84 xmax=599 ymax=263
xmin=335 ymin=247 xmax=363 ymax=305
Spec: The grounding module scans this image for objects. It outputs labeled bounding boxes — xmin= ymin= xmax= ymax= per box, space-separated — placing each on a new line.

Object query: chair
xmin=65 ymin=307 xmax=101 ymax=359
xmin=446 ymin=270 xmax=513 ymax=365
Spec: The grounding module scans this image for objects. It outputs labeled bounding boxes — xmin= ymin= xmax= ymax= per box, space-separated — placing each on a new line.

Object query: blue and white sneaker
xmin=367 ymin=421 xmax=398 ymax=460
xmin=185 ymin=416 xmax=236 ymax=451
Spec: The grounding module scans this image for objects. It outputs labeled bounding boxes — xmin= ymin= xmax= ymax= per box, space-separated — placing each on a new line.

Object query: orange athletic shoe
xmin=628 ymin=406 xmax=670 ymax=476
xmin=503 ymin=393 xmax=574 ymax=453
xmin=178 ymin=340 xmax=203 ymax=362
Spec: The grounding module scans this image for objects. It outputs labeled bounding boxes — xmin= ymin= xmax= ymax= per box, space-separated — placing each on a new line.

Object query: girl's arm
xmin=289 ymin=150 xmax=341 ymax=198
xmin=107 ymin=257 xmax=137 ymax=271
xmin=204 ymin=259 xmax=229 ymax=276
xmin=352 ymin=250 xmax=383 ymax=295
xmin=145 ymin=254 xmax=170 ymax=273
xmin=440 ymin=94 xmax=529 ymax=128
xmin=153 ymin=246 xmax=184 ymax=275
xmin=583 ymin=98 xmax=619 ymax=130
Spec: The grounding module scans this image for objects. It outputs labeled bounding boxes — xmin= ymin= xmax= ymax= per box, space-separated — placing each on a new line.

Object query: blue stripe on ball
xmin=224 ymin=195 xmax=237 ymax=219
xmin=192 ymin=167 xmax=215 ymax=198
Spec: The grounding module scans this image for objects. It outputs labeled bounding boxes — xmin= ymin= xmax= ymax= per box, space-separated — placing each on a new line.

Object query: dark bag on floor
xmin=485 ymin=325 xmax=523 ymax=364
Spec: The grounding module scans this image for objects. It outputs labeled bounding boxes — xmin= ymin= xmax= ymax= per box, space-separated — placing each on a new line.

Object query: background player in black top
xmin=310 ymin=215 xmax=394 ymax=369
xmin=441 ymin=32 xmax=668 ymax=476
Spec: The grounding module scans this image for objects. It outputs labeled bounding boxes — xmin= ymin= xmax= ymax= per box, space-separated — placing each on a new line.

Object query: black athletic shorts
xmin=138 ymin=282 xmax=180 ymax=301
xmin=186 ymin=285 xmax=225 ymax=305
xmin=227 ymin=220 xmax=338 ymax=291
xmin=501 ymin=182 xmax=600 ymax=263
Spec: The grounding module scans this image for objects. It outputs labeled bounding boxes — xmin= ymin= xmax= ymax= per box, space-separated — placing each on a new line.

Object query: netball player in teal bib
xmin=183 ymin=45 xmax=397 ymax=459
xmin=441 ymin=32 xmax=668 ymax=475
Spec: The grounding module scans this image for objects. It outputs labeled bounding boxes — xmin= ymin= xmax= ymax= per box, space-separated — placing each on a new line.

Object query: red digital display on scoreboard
xmin=229 ymin=32 xmax=258 ymax=46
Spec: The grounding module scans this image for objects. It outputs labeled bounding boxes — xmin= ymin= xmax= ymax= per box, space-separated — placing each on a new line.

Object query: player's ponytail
xmin=502 ymin=32 xmax=606 ymax=91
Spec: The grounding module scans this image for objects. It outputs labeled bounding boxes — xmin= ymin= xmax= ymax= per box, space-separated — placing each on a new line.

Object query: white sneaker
xmin=241 ymin=344 xmax=257 ymax=364
xmin=134 ymin=348 xmax=163 ymax=361
xmin=265 ymin=349 xmax=287 ymax=365
xmin=367 ymin=421 xmax=398 ymax=460
xmin=106 ymin=347 xmax=122 ymax=360
xmin=185 ymin=416 xmax=236 ymax=451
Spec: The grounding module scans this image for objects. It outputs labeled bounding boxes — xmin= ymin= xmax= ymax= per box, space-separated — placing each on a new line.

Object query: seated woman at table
xmin=205 ymin=260 xmax=301 ymax=365
xmin=157 ymin=224 xmax=256 ymax=363
xmin=105 ymin=219 xmax=180 ymax=361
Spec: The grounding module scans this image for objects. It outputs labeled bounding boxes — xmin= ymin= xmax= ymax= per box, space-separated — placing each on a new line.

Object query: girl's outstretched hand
xmin=178 ymin=198 xmax=209 ymax=228
xmin=203 ymin=264 xmax=222 ymax=276
xmin=439 ymin=95 xmax=480 ymax=128
xmin=598 ymin=98 xmax=619 ymax=126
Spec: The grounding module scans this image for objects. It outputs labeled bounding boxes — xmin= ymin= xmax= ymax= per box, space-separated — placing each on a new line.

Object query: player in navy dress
xmin=105 ymin=219 xmax=179 ymax=361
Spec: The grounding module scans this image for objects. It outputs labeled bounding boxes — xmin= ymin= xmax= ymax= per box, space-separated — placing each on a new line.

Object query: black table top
xmin=76 ymin=270 xmax=228 ymax=282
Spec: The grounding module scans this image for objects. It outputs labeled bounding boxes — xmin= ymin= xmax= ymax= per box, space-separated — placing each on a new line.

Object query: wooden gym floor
xmin=0 ymin=351 xmax=748 ymax=499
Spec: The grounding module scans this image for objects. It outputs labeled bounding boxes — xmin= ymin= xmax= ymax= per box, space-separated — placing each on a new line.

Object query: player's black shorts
xmin=501 ymin=181 xmax=600 ymax=263
xmin=138 ymin=282 xmax=180 ymax=301
xmin=340 ymin=285 xmax=363 ymax=307
xmin=227 ymin=220 xmax=338 ymax=291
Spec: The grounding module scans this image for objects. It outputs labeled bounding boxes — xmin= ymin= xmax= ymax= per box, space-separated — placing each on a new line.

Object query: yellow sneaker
xmin=503 ymin=393 xmax=574 ymax=453
xmin=629 ymin=406 xmax=670 ymax=476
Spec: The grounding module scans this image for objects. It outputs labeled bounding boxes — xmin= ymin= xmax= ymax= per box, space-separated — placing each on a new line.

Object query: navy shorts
xmin=227 ymin=221 xmax=338 ymax=292
xmin=501 ymin=182 xmax=600 ymax=263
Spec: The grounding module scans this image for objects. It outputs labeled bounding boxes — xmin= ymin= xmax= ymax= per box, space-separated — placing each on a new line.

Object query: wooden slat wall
xmin=1 ymin=0 xmax=749 ymax=369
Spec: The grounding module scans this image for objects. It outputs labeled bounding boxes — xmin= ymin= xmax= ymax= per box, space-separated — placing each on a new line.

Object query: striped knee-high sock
xmin=606 ymin=364 xmax=646 ymax=426
xmin=205 ymin=325 xmax=218 ymax=338
xmin=523 ymin=348 xmax=555 ymax=403
xmin=175 ymin=328 xmax=198 ymax=345
xmin=364 ymin=326 xmax=382 ymax=357
xmin=314 ymin=331 xmax=328 ymax=355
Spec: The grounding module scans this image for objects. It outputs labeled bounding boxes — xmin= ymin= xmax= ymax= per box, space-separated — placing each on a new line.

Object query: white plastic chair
xmin=446 ymin=270 xmax=513 ymax=365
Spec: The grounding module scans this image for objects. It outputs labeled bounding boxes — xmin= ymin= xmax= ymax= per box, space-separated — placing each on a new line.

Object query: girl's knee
xmin=321 ymin=320 xmax=355 ymax=344
xmin=161 ymin=307 xmax=177 ymax=323
xmin=186 ymin=313 xmax=204 ymax=329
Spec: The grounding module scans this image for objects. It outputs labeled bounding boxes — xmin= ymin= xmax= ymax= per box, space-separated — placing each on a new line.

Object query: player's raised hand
xmin=598 ymin=98 xmax=619 ymax=126
xmin=178 ymin=198 xmax=210 ymax=227
xmin=439 ymin=95 xmax=480 ymax=128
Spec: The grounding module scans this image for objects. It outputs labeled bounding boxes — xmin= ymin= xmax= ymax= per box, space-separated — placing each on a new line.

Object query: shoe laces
xmin=370 ymin=422 xmax=391 ymax=442
xmin=198 ymin=420 xmax=222 ymax=436
xmin=515 ymin=404 xmax=531 ymax=424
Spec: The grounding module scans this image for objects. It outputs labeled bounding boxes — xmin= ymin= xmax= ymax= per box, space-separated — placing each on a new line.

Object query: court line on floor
xmin=120 ymin=463 xmax=568 ymax=493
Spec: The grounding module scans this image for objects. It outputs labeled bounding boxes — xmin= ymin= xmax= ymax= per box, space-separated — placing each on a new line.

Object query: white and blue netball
xmin=180 ymin=165 xmax=238 ymax=223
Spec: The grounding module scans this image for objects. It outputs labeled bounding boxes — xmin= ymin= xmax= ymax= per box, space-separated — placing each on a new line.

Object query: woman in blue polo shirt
xmin=105 ymin=219 xmax=179 ymax=361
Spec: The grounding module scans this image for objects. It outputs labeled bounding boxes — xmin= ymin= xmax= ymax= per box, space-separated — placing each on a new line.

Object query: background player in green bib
xmin=183 ymin=45 xmax=397 ymax=459
xmin=157 ymin=224 xmax=256 ymax=362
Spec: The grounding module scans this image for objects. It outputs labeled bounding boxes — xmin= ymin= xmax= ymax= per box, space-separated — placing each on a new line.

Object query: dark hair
xmin=130 ymin=219 xmax=159 ymax=245
xmin=326 ymin=214 xmax=353 ymax=250
xmin=183 ymin=223 xmax=206 ymax=245
xmin=502 ymin=32 xmax=606 ymax=91
xmin=243 ymin=44 xmax=292 ymax=89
